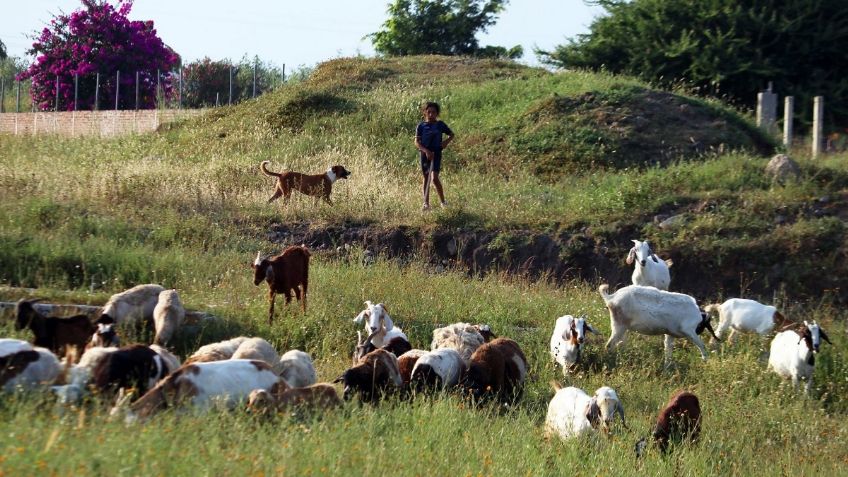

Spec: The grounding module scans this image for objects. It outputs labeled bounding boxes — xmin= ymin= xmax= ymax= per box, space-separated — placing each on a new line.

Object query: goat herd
xmin=0 ymin=239 xmax=835 ymax=460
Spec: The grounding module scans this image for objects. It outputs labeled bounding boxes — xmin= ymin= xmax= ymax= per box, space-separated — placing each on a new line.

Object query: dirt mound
xmin=512 ymin=86 xmax=777 ymax=175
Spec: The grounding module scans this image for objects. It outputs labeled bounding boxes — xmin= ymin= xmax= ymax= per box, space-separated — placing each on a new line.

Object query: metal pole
xmin=16 ymin=80 xmax=21 ymax=113
xmin=1 ymin=78 xmax=4 ymax=113
xmin=115 ymin=71 xmax=120 ymax=110
xmin=783 ymin=96 xmax=794 ymax=148
xmin=228 ymin=65 xmax=232 ymax=106
xmin=253 ymin=61 xmax=257 ymax=98
xmin=282 ymin=63 xmax=285 ymax=82
xmin=135 ymin=71 xmax=139 ymax=110
xmin=215 ymin=92 xmax=219 ymax=107
xmin=55 ymin=76 xmax=60 ymax=111
xmin=95 ymin=73 xmax=100 ymax=111
xmin=74 ymin=74 xmax=78 ymax=111
xmin=812 ymin=96 xmax=824 ymax=158
xmin=156 ymin=69 xmax=161 ymax=109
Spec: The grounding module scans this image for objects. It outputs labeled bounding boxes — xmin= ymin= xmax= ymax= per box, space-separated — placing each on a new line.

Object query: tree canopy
xmin=18 ymin=0 xmax=179 ymax=110
xmin=0 ymin=39 xmax=7 ymax=60
xmin=538 ymin=0 xmax=848 ymax=130
xmin=369 ymin=0 xmax=522 ymax=59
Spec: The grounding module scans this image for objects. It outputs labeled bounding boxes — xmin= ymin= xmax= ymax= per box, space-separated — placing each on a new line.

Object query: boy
xmin=414 ymin=101 xmax=454 ymax=210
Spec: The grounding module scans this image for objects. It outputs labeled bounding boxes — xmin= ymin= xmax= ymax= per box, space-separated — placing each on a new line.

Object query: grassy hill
xmin=0 ymin=56 xmax=846 ymax=475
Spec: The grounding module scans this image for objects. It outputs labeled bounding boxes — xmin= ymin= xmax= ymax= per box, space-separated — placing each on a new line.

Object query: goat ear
xmin=382 ymin=310 xmax=394 ymax=332
xmin=353 ymin=309 xmax=369 ymax=325
xmin=631 ymin=239 xmax=639 ymax=245
xmin=332 ymin=375 xmax=344 ymax=384
xmin=820 ymin=328 xmax=832 ymax=344
xmin=651 ymin=253 xmax=659 ymax=263
xmin=626 ymin=248 xmax=635 ymax=265
xmin=265 ymin=266 xmax=274 ymax=281
xmin=586 ymin=324 xmax=601 ymax=335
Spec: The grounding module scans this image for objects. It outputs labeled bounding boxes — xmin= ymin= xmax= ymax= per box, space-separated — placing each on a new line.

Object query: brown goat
xmin=334 ymin=348 xmax=402 ymax=403
xmin=652 ymin=390 xmax=702 ymax=453
xmin=251 ymin=246 xmax=310 ymax=324
xmin=15 ymin=299 xmax=96 ymax=357
xmin=461 ymin=337 xmax=528 ymax=404
xmin=248 ymin=382 xmax=342 ymax=416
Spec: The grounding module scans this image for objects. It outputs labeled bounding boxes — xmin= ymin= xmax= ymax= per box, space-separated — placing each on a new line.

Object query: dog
xmin=260 ymin=161 xmax=351 ymax=205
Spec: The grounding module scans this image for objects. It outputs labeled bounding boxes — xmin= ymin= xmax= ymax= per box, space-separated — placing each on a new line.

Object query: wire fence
xmin=0 ymin=61 xmax=294 ymax=113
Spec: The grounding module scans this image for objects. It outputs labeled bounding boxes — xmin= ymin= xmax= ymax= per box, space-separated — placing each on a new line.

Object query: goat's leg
xmin=300 ymin=284 xmax=307 ymax=313
xmin=605 ymin=327 xmax=627 ymax=351
xmin=804 ymin=377 xmax=812 ymax=396
xmin=725 ymin=328 xmax=737 ymax=345
xmin=664 ymin=334 xmax=675 ymax=367
xmin=687 ymin=334 xmax=709 ymax=361
xmin=268 ymin=291 xmax=276 ymax=325
xmin=711 ymin=318 xmax=730 ymax=345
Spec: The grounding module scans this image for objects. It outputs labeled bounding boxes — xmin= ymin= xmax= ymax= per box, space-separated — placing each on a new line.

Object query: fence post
xmin=253 ymin=61 xmax=257 ymax=98
xmin=1 ymin=78 xmax=5 ymax=113
xmin=812 ymin=96 xmax=824 ymax=158
xmin=115 ymin=71 xmax=120 ymax=110
xmin=74 ymin=74 xmax=79 ymax=111
xmin=16 ymin=80 xmax=21 ymax=113
xmin=156 ymin=69 xmax=161 ymax=109
xmin=282 ymin=63 xmax=286 ymax=82
xmin=216 ymin=92 xmax=219 ymax=108
xmin=783 ymin=96 xmax=793 ymax=148
xmin=756 ymin=82 xmax=777 ymax=135
xmin=228 ymin=64 xmax=233 ymax=106
xmin=55 ymin=76 xmax=60 ymax=112
xmin=95 ymin=73 xmax=100 ymax=111
xmin=135 ymin=71 xmax=140 ymax=110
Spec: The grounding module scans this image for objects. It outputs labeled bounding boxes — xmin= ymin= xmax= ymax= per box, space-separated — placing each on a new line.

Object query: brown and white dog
xmin=260 ymin=161 xmax=351 ymax=205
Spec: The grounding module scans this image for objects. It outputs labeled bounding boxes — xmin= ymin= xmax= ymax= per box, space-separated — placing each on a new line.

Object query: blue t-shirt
xmin=416 ymin=120 xmax=453 ymax=155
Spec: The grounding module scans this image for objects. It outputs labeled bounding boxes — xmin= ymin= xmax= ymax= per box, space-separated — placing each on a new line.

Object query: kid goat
xmin=252 ymin=245 xmax=310 ymax=324
xmin=545 ymin=383 xmax=626 ymax=439
xmin=703 ymin=298 xmax=792 ymax=344
xmin=768 ymin=321 xmax=831 ymax=395
xmin=626 ymin=239 xmax=673 ymax=290
xmin=549 ymin=314 xmax=600 ymax=374
xmin=15 ymin=299 xmax=95 ymax=357
xmin=598 ymin=284 xmax=720 ymax=366
xmin=636 ymin=390 xmax=701 ymax=456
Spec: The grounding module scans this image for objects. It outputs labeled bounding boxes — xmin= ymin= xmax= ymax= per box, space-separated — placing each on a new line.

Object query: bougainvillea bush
xmin=18 ymin=0 xmax=179 ymax=111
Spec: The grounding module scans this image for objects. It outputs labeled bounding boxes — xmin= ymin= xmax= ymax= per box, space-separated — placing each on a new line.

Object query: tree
xmin=538 ymin=0 xmax=848 ymax=130
xmin=0 ymin=39 xmax=7 ymax=60
xmin=369 ymin=0 xmax=522 ymax=59
xmin=18 ymin=0 xmax=179 ymax=111
xmin=180 ymin=56 xmax=285 ymax=108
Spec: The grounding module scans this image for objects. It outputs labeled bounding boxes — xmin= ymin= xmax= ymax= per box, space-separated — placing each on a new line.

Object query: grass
xmin=1 ymin=55 xmax=847 ymax=475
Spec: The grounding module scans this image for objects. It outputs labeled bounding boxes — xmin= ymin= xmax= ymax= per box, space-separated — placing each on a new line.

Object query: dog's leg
xmin=267 ymin=188 xmax=283 ymax=204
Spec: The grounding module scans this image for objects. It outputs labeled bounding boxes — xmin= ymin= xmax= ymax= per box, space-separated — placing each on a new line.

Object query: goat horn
xmin=254 ymin=251 xmax=262 ymax=266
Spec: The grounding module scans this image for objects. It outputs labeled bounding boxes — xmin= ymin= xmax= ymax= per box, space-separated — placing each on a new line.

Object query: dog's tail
xmin=260 ymin=161 xmax=283 ymax=178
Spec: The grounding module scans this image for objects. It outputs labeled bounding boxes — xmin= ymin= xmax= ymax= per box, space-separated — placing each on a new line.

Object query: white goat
xmin=276 ymin=350 xmax=317 ymax=387
xmin=113 ymin=359 xmax=281 ymax=422
xmin=0 ymin=339 xmax=62 ymax=392
xmin=51 ymin=345 xmax=119 ymax=403
xmin=353 ymin=301 xmax=408 ymax=348
xmin=544 ymin=383 xmax=627 ymax=439
xmin=231 ymin=337 xmax=280 ymax=369
xmin=410 ymin=348 xmax=466 ymax=390
xmin=768 ymin=321 xmax=832 ymax=395
xmin=431 ymin=322 xmax=490 ymax=363
xmin=549 ymin=314 xmax=600 ymax=374
xmin=703 ymin=298 xmax=792 ymax=344
xmin=100 ymin=284 xmax=165 ymax=326
xmin=627 ymin=239 xmax=673 ymax=290
xmin=599 ymin=284 xmax=720 ymax=365
xmin=186 ymin=336 xmax=250 ymax=363
xmin=153 ymin=289 xmax=185 ymax=346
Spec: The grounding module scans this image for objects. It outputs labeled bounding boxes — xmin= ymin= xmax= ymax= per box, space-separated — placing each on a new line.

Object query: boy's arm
xmin=441 ymin=121 xmax=455 ymax=149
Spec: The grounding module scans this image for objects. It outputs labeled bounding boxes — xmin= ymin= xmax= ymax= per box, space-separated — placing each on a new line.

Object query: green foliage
xmin=181 ymin=55 xmax=285 ymax=108
xmin=0 ymin=38 xmax=6 ymax=60
xmin=539 ymin=0 xmax=848 ymax=131
xmin=370 ymin=0 xmax=522 ymax=59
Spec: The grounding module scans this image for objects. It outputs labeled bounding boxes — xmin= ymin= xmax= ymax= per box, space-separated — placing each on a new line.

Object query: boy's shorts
xmin=420 ymin=151 xmax=442 ymax=175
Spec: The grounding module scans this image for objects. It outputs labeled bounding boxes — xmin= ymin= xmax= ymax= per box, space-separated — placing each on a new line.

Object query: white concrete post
xmin=812 ymin=96 xmax=824 ymax=158
xmin=783 ymin=96 xmax=794 ymax=148
xmin=757 ymin=82 xmax=778 ymax=135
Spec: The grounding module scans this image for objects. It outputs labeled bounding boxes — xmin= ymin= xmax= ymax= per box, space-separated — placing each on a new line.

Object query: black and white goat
xmin=768 ymin=321 xmax=831 ymax=395
xmin=0 ymin=339 xmax=62 ymax=392
xmin=549 ymin=314 xmax=600 ymax=374
xmin=626 ymin=239 xmax=672 ymax=290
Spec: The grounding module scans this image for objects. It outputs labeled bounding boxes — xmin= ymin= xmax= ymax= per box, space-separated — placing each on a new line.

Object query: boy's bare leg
xmin=432 ymin=172 xmax=445 ymax=205
xmin=422 ymin=174 xmax=430 ymax=208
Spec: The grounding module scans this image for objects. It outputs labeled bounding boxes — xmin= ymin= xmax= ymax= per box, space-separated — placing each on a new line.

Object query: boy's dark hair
xmin=422 ymin=101 xmax=440 ymax=114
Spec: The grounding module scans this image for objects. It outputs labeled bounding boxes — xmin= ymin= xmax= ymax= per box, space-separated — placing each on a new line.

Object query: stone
xmin=658 ymin=214 xmax=687 ymax=230
xmin=765 ymin=154 xmax=800 ymax=184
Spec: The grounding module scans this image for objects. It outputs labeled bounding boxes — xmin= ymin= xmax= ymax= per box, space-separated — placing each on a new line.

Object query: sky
xmin=1 ymin=1 xmax=606 ymax=70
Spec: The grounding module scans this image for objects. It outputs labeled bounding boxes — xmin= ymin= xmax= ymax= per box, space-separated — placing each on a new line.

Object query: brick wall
xmin=0 ymin=109 xmax=205 ymax=137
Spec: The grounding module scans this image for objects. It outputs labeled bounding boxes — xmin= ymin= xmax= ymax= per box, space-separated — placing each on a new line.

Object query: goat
xmin=353 ymin=301 xmax=409 ymax=349
xmin=15 ymin=298 xmax=96 ymax=356
xmin=248 ymin=382 xmax=342 ymax=416
xmin=149 ymin=344 xmax=181 ymax=375
xmin=231 ymin=337 xmax=280 ymax=369
xmin=1 ymin=339 xmax=62 ymax=392
xmin=397 ymin=349 xmax=428 ymax=385
xmin=89 ymin=319 xmax=121 ymax=348
xmin=251 ymin=246 xmax=310 ymax=324
xmin=626 ymin=239 xmax=672 ymax=290
xmin=460 ymin=337 xmax=528 ymax=404
xmin=703 ymin=298 xmax=792 ymax=344
xmin=152 ymin=289 xmax=185 ymax=346
xmin=100 ymin=284 xmax=165 ymax=326
xmin=185 ymin=336 xmax=250 ymax=363
xmin=114 ymin=359 xmax=279 ymax=422
xmin=333 ymin=346 xmax=403 ymax=403
xmin=544 ymin=382 xmax=626 ymax=439
xmin=638 ymin=390 xmax=701 ymax=455
xmin=51 ymin=345 xmax=119 ymax=403
xmin=410 ymin=348 xmax=466 ymax=392
xmin=92 ymin=344 xmax=170 ymax=396
xmin=352 ymin=329 xmax=413 ymax=364
xmin=599 ymin=284 xmax=720 ymax=365
xmin=277 ymin=350 xmax=317 ymax=388
xmin=549 ymin=314 xmax=600 ymax=374
xmin=431 ymin=322 xmax=495 ymax=363
xmin=768 ymin=321 xmax=831 ymax=395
